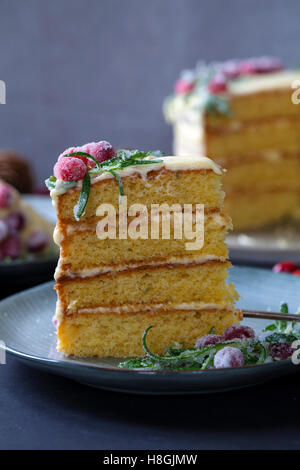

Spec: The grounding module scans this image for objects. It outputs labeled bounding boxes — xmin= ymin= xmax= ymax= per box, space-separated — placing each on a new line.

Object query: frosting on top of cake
xmin=163 ymin=57 xmax=300 ymax=123
xmin=50 ymin=154 xmax=223 ymax=202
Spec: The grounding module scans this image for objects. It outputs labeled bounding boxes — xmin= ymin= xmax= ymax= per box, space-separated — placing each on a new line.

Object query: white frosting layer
xmin=229 ymin=70 xmax=300 ymax=95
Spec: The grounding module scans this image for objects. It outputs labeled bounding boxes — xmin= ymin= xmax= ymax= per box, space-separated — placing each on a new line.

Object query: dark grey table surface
xmin=1 ymin=353 xmax=300 ymax=450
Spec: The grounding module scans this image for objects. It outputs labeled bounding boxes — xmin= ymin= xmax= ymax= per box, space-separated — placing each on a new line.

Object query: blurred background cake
xmin=164 ymin=57 xmax=300 ymax=231
xmin=0 ymin=180 xmax=55 ymax=262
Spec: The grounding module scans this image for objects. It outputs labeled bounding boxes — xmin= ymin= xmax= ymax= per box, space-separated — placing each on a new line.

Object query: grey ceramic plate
xmin=0 ymin=266 xmax=300 ymax=395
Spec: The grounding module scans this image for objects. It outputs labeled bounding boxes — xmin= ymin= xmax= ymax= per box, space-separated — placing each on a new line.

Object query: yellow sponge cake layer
xmin=56 ymin=168 xmax=224 ymax=224
xmin=57 ymin=261 xmax=237 ymax=314
xmin=225 ymin=190 xmax=300 ymax=231
xmin=57 ymin=309 xmax=242 ymax=357
xmin=56 ymin=211 xmax=230 ymax=276
xmin=205 ymin=117 xmax=300 ymax=159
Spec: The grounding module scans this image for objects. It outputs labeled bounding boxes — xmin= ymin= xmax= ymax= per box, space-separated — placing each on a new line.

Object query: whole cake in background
xmin=0 ymin=180 xmax=55 ymax=262
xmin=164 ymin=57 xmax=300 ymax=231
xmin=48 ymin=140 xmax=240 ymax=357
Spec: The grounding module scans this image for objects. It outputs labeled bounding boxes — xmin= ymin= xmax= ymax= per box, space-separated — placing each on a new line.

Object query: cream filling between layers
xmin=54 ymin=254 xmax=228 ymax=280
xmin=54 ymin=300 xmax=236 ymax=326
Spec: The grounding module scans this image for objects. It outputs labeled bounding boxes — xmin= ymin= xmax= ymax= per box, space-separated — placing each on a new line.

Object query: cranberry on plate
xmin=214 ymin=346 xmax=244 ymax=369
xmin=222 ymin=324 xmax=255 ymax=341
xmin=272 ymin=261 xmax=298 ymax=274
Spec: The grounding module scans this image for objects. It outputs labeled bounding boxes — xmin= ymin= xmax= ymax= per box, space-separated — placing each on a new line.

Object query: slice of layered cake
xmin=164 ymin=57 xmax=300 ymax=230
xmin=48 ymin=140 xmax=240 ymax=357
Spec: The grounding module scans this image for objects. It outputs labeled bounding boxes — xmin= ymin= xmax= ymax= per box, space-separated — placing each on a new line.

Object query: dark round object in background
xmin=0 ymin=150 xmax=34 ymax=193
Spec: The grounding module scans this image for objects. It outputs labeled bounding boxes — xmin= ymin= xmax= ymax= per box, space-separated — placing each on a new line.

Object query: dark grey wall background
xmin=0 ymin=0 xmax=299 ymax=183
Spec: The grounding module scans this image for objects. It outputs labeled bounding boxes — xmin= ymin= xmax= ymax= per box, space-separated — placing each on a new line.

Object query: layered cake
xmin=164 ymin=57 xmax=300 ymax=230
xmin=48 ymin=140 xmax=240 ymax=357
xmin=0 ymin=180 xmax=55 ymax=261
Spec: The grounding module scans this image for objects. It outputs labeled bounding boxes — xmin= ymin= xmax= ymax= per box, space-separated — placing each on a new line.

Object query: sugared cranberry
xmin=208 ymin=74 xmax=228 ymax=94
xmin=220 ymin=60 xmax=241 ymax=79
xmin=83 ymin=141 xmax=116 ymax=164
xmin=0 ymin=220 xmax=8 ymax=242
xmin=174 ymin=78 xmax=195 ymax=95
xmin=293 ymin=270 xmax=300 ymax=276
xmin=254 ymin=56 xmax=284 ymax=74
xmin=27 ymin=230 xmax=49 ymax=253
xmin=239 ymin=59 xmax=259 ymax=75
xmin=214 ymin=346 xmax=244 ymax=369
xmin=1 ymin=234 xmax=22 ymax=259
xmin=60 ymin=145 xmax=92 ymax=166
xmin=269 ymin=342 xmax=293 ymax=360
xmin=54 ymin=157 xmax=87 ymax=182
xmin=195 ymin=334 xmax=223 ymax=348
xmin=272 ymin=261 xmax=298 ymax=273
xmin=6 ymin=211 xmax=26 ymax=233
xmin=222 ymin=324 xmax=255 ymax=341
xmin=0 ymin=183 xmax=13 ymax=208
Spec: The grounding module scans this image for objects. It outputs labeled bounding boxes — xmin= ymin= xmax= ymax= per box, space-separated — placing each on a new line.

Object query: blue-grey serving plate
xmin=0 ymin=266 xmax=300 ymax=394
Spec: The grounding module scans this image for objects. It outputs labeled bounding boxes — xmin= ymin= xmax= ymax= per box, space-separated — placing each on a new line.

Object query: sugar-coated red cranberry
xmin=239 ymin=60 xmax=259 ymax=75
xmin=220 ymin=60 xmax=241 ymax=79
xmin=1 ymin=234 xmax=22 ymax=259
xmin=0 ymin=183 xmax=13 ymax=208
xmin=5 ymin=211 xmax=26 ymax=233
xmin=214 ymin=346 xmax=244 ymax=368
xmin=54 ymin=156 xmax=87 ymax=182
xmin=222 ymin=324 xmax=255 ymax=341
xmin=269 ymin=342 xmax=293 ymax=360
xmin=174 ymin=78 xmax=195 ymax=95
xmin=83 ymin=141 xmax=116 ymax=164
xmin=292 ymin=270 xmax=300 ymax=276
xmin=0 ymin=220 xmax=8 ymax=242
xmin=60 ymin=145 xmax=92 ymax=166
xmin=27 ymin=230 xmax=49 ymax=253
xmin=272 ymin=261 xmax=298 ymax=273
xmin=195 ymin=334 xmax=223 ymax=348
xmin=208 ymin=74 xmax=228 ymax=94
xmin=253 ymin=56 xmax=284 ymax=74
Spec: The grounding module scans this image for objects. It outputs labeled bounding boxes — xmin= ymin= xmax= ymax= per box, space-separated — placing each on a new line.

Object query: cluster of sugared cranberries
xmin=195 ymin=56 xmax=284 ymax=95
xmin=268 ymin=342 xmax=294 ymax=360
xmin=0 ymin=189 xmax=49 ymax=260
xmin=54 ymin=140 xmax=116 ymax=182
xmin=195 ymin=324 xmax=255 ymax=351
xmin=214 ymin=346 xmax=245 ymax=368
xmin=272 ymin=260 xmax=300 ymax=276
xmin=0 ymin=211 xmax=26 ymax=260
xmin=27 ymin=230 xmax=49 ymax=253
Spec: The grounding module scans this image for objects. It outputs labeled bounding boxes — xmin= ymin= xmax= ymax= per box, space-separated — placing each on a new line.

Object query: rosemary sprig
xmin=64 ymin=151 xmax=101 ymax=168
xmin=73 ymin=172 xmax=91 ymax=221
